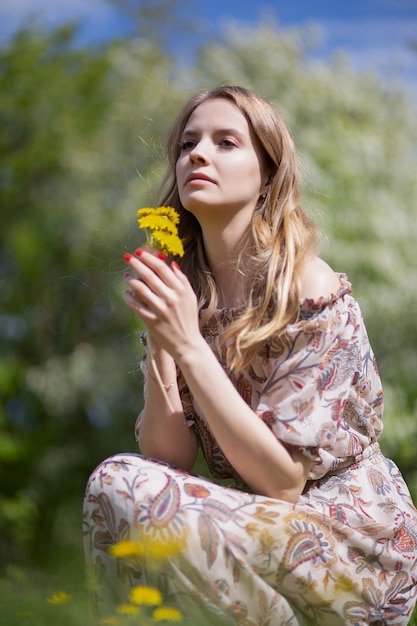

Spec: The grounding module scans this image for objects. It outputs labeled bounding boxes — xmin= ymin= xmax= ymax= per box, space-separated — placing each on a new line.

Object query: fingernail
xmin=123 ymin=272 xmax=130 ymax=279
xmin=171 ymin=261 xmax=181 ymax=271
xmin=158 ymin=252 xmax=168 ymax=261
xmin=135 ymin=248 xmax=143 ymax=257
xmin=124 ymin=253 xmax=132 ymax=262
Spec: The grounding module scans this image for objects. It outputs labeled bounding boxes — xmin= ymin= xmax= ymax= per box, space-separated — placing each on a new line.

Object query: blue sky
xmin=1 ymin=0 xmax=416 ymax=100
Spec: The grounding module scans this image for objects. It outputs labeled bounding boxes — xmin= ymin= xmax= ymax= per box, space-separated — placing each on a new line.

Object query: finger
xmin=128 ymin=251 xmax=179 ymax=296
xmin=123 ymin=288 xmax=157 ymax=323
xmin=138 ymin=246 xmax=167 ymax=259
xmin=124 ymin=272 xmax=158 ymax=310
xmin=124 ymin=249 xmax=183 ymax=282
xmin=137 ymin=250 xmax=168 ymax=267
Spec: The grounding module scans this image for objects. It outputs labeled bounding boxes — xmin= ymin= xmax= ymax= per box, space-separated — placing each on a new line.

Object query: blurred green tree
xmin=0 ymin=23 xmax=184 ymax=567
xmin=0 ymin=23 xmax=113 ymax=566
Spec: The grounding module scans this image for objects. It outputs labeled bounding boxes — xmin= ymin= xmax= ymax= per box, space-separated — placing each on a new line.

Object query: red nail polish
xmin=158 ymin=252 xmax=168 ymax=261
xmin=124 ymin=253 xmax=132 ymax=262
xmin=171 ymin=261 xmax=181 ymax=271
xmin=135 ymin=248 xmax=143 ymax=257
xmin=123 ymin=272 xmax=130 ymax=279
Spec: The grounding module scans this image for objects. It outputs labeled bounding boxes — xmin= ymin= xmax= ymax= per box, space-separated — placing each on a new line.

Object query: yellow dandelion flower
xmin=137 ymin=206 xmax=180 ymax=226
xmin=129 ymin=585 xmax=163 ymax=606
xmin=146 ymin=535 xmax=187 ymax=560
xmin=160 ymin=206 xmax=179 ymax=222
xmin=138 ymin=214 xmax=178 ymax=234
xmin=150 ymin=230 xmax=184 ymax=257
xmin=136 ymin=206 xmax=184 ymax=257
xmin=46 ymin=591 xmax=71 ymax=605
xmin=152 ymin=606 xmax=183 ymax=622
xmin=137 ymin=206 xmax=179 ymax=221
xmin=108 ymin=540 xmax=144 ymax=559
xmin=109 ymin=536 xmax=186 ymax=561
xmin=117 ymin=604 xmax=140 ymax=616
xmin=137 ymin=207 xmax=156 ymax=217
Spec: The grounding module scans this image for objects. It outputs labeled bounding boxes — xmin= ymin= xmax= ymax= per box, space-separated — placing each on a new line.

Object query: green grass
xmin=1 ymin=515 xmax=416 ymax=626
xmin=0 ymin=566 xmax=94 ymax=626
xmin=1 ymin=562 xmax=416 ymax=626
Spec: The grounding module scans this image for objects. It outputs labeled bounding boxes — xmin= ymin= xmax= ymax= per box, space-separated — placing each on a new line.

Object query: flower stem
xmin=147 ymin=340 xmax=174 ymax=412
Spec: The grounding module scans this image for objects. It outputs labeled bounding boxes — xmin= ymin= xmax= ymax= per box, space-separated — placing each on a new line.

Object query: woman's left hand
xmin=123 ymin=248 xmax=203 ymax=361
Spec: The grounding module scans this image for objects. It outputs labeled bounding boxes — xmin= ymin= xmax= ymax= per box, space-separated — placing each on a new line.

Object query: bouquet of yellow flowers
xmin=137 ymin=206 xmax=184 ymax=257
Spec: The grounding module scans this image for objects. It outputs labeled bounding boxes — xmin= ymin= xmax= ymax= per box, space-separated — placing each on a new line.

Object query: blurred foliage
xmin=0 ymin=8 xmax=416 ymax=583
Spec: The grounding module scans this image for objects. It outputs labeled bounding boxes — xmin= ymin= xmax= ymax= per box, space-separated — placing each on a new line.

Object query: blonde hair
xmin=158 ymin=85 xmax=316 ymax=373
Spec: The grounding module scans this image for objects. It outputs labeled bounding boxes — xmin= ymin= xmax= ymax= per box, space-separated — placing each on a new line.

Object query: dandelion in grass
xmin=137 ymin=206 xmax=184 ymax=257
xmin=146 ymin=535 xmax=187 ymax=560
xmin=117 ymin=603 xmax=140 ymax=616
xmin=153 ymin=606 xmax=183 ymax=622
xmin=110 ymin=535 xmax=186 ymax=564
xmin=46 ymin=591 xmax=71 ymax=605
xmin=129 ymin=585 xmax=163 ymax=606
xmin=109 ymin=540 xmax=144 ymax=559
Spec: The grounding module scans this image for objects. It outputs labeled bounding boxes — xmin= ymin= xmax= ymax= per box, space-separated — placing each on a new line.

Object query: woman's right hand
xmin=123 ymin=248 xmax=204 ymax=364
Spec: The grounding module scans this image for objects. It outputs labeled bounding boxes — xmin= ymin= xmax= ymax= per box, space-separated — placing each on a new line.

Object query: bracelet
xmin=148 ymin=373 xmax=176 ymax=391
xmin=161 ymin=379 xmax=175 ymax=391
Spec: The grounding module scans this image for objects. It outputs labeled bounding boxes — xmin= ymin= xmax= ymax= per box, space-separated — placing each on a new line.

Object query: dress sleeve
xmin=256 ymin=287 xmax=381 ymax=477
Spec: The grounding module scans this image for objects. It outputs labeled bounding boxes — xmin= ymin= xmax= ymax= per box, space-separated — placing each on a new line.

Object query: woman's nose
xmin=189 ymin=145 xmax=208 ymax=164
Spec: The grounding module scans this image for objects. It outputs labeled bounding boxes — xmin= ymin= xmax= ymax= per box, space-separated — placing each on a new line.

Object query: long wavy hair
xmin=157 ymin=85 xmax=317 ymax=373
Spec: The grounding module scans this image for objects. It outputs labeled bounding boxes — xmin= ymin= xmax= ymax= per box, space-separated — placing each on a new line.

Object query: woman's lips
xmin=186 ymin=172 xmax=216 ymax=185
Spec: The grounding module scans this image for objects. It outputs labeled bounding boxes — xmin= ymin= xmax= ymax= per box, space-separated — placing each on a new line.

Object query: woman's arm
xmin=136 ymin=341 xmax=198 ymax=471
xmin=177 ymin=337 xmax=313 ymax=501
xmin=124 ymin=249 xmax=315 ymax=501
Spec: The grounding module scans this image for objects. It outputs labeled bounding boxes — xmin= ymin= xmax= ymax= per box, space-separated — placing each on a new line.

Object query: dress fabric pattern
xmin=83 ymin=276 xmax=417 ymax=625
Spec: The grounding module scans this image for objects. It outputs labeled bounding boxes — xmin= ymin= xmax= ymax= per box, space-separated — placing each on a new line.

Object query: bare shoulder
xmin=299 ymin=256 xmax=341 ymax=301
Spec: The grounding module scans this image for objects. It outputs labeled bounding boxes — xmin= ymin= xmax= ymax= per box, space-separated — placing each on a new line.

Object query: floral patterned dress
xmin=83 ymin=275 xmax=417 ymax=625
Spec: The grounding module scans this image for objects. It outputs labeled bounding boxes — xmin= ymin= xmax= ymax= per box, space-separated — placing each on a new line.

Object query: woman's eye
xmin=220 ymin=139 xmax=237 ymax=148
xmin=179 ymin=140 xmax=195 ymax=151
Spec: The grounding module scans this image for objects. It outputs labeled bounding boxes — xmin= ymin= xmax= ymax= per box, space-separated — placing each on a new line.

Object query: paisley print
xmin=146 ymin=475 xmax=180 ymax=529
xmin=283 ymin=513 xmax=338 ymax=569
xmin=132 ymin=473 xmax=188 ymax=545
xmin=280 ymin=531 xmax=324 ymax=574
xmin=83 ymin=275 xmax=417 ymax=624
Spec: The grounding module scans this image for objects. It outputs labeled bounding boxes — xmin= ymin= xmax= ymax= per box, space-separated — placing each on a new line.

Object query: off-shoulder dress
xmin=83 ymin=275 xmax=417 ymax=625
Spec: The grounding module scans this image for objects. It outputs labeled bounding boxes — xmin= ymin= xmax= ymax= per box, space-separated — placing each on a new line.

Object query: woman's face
xmin=176 ymin=98 xmax=268 ymax=225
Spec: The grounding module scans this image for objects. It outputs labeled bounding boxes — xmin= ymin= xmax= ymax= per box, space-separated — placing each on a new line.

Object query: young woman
xmin=83 ymin=86 xmax=417 ymax=625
